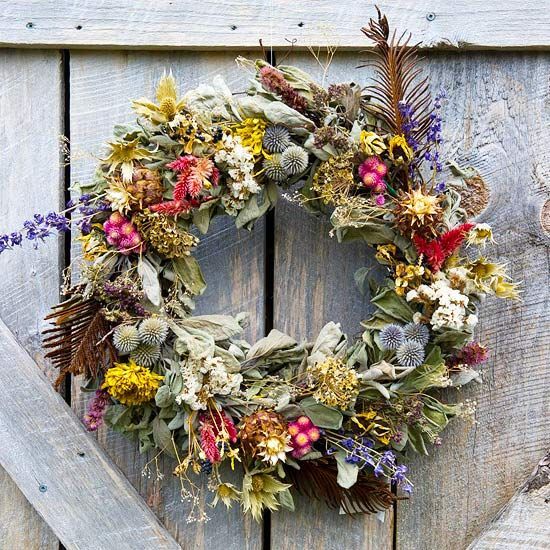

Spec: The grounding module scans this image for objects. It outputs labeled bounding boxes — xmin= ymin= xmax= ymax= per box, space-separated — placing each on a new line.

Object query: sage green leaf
xmin=137 ymin=257 xmax=162 ymax=306
xmin=406 ymin=425 xmax=429 ymax=455
xmin=433 ymin=329 xmax=471 ymax=349
xmin=167 ymin=411 xmax=187 ymax=430
xmin=308 ymin=322 xmax=345 ymax=365
xmin=245 ymin=330 xmax=297 ymax=361
xmin=300 ymin=397 xmax=343 ymax=429
xmin=172 ymin=255 xmax=206 ymax=296
xmin=152 ymin=417 xmax=175 ymax=457
xmin=335 ymin=451 xmax=359 ymax=488
xmin=192 ymin=207 xmax=212 ymax=234
xmin=392 ymin=346 xmax=446 ymax=393
xmin=155 ymin=385 xmax=173 ymax=408
xmin=278 ymin=488 xmax=295 ymax=511
xmin=179 ymin=315 xmax=243 ymax=341
xmin=371 ymin=287 xmax=414 ymax=323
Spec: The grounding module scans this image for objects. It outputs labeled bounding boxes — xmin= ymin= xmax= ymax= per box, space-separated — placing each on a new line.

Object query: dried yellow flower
xmin=102 ymin=359 xmax=163 ymax=406
xmin=393 ymin=187 xmax=443 ymax=237
xmin=235 ymin=118 xmax=267 ymax=156
xmin=311 ymin=152 xmax=356 ymax=205
xmin=359 ymin=130 xmax=386 ymax=155
xmin=394 ymin=262 xmax=425 ymax=296
xmin=388 ymin=134 xmax=414 ymax=164
xmin=307 ymin=357 xmax=359 ymax=410
xmin=133 ymin=210 xmax=199 ymax=258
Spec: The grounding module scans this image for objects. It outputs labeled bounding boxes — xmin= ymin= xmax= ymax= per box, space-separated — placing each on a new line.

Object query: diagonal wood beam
xmin=468 ymin=451 xmax=550 ymax=549
xmin=0 ymin=318 xmax=180 ymax=550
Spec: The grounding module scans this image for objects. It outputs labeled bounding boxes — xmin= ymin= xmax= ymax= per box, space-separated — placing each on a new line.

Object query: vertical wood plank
xmin=395 ymin=51 xmax=550 ymax=550
xmin=271 ymin=52 xmax=393 ymax=550
xmin=69 ymin=50 xmax=264 ymax=549
xmin=0 ymin=49 xmax=62 ymax=550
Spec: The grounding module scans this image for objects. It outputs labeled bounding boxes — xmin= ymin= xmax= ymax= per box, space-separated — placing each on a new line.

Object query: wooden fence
xmin=0 ymin=2 xmax=549 ymax=549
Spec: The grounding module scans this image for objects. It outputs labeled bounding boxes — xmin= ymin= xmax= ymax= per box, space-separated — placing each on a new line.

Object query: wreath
xmin=1 ymin=11 xmax=519 ymax=521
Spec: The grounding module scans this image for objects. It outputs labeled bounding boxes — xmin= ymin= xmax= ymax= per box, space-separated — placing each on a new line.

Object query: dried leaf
xmin=285 ymin=459 xmax=397 ymax=515
xmin=43 ymin=295 xmax=115 ymax=388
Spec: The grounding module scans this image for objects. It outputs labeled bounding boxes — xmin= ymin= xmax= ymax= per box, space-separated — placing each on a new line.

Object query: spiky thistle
xmin=281 ymin=145 xmax=309 ymax=176
xmin=263 ymin=124 xmax=291 ymax=153
xmin=130 ymin=342 xmax=161 ymax=367
xmin=138 ymin=317 xmax=169 ymax=346
xmin=396 ymin=340 xmax=425 ymax=368
xmin=403 ymin=322 xmax=430 ymax=346
xmin=112 ymin=324 xmax=140 ymax=353
xmin=263 ymin=154 xmax=287 ymax=182
xmin=379 ymin=324 xmax=405 ymax=350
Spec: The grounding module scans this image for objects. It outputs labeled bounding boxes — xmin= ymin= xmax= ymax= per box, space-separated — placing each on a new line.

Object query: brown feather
xmin=43 ymin=294 xmax=115 ymax=388
xmin=285 ymin=459 xmax=397 ymax=515
xmin=360 ymin=8 xmax=433 ymax=144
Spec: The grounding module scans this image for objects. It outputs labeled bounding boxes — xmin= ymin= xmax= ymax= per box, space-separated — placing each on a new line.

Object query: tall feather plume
xmin=42 ymin=294 xmax=115 ymax=389
xmin=285 ymin=460 xmax=397 ymax=514
xmin=360 ymin=8 xmax=433 ymax=144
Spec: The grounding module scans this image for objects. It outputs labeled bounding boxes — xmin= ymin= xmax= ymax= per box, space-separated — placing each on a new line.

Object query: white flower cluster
xmin=215 ymin=134 xmax=260 ymax=215
xmin=175 ymin=355 xmax=243 ymax=410
xmin=407 ymin=275 xmax=478 ymax=331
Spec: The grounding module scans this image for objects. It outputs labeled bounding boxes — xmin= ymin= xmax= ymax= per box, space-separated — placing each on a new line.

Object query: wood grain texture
xmin=271 ymin=52 xmax=393 ymax=550
xmin=2 ymin=1 xmax=550 ymax=50
xmin=0 ymin=318 xmax=181 ymax=550
xmin=0 ymin=48 xmax=61 ymax=550
xmin=396 ymin=51 xmax=550 ymax=550
xmin=468 ymin=450 xmax=550 ymax=549
xmin=69 ymin=50 xmax=264 ymax=549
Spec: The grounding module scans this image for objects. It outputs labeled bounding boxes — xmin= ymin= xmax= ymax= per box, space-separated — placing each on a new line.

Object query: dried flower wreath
xmin=0 ymin=11 xmax=519 ymax=521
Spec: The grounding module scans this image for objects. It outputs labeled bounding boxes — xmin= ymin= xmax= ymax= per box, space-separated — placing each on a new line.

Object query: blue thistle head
xmin=396 ymin=340 xmax=425 ymax=368
xmin=379 ymin=324 xmax=405 ymax=350
xmin=263 ymin=124 xmax=291 ymax=153
xmin=403 ymin=322 xmax=430 ymax=346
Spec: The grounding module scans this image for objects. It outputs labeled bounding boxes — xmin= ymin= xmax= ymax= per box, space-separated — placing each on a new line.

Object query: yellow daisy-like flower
xmin=104 ymin=138 xmax=151 ymax=182
xmin=388 ymin=134 xmax=414 ymax=164
xmin=466 ymin=257 xmax=520 ymax=300
xmin=78 ymin=228 xmax=108 ymax=261
xmin=394 ymin=187 xmax=443 ymax=237
xmin=359 ymin=130 xmax=386 ymax=155
xmin=102 ymin=359 xmax=163 ymax=406
xmin=234 ymin=118 xmax=267 ymax=156
xmin=257 ymin=433 xmax=293 ymax=466
xmin=375 ymin=244 xmax=397 ymax=265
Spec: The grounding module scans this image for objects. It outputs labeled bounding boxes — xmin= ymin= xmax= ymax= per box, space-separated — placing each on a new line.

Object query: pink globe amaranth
xmin=375 ymin=194 xmax=386 ymax=206
xmin=372 ymin=179 xmax=387 ymax=194
xmin=362 ymin=171 xmax=383 ymax=189
xmin=288 ymin=415 xmax=320 ymax=458
xmin=119 ymin=232 xmax=145 ymax=255
xmin=109 ymin=211 xmax=125 ymax=225
xmin=373 ymin=160 xmax=388 ymax=177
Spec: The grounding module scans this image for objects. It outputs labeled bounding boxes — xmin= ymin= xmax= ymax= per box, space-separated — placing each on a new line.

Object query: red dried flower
xmin=413 ymin=222 xmax=474 ymax=271
xmin=447 ymin=342 xmax=489 ymax=369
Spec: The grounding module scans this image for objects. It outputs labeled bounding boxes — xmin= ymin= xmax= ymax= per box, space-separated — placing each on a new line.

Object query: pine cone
xmin=239 ymin=410 xmax=287 ymax=460
xmin=127 ymin=168 xmax=164 ymax=209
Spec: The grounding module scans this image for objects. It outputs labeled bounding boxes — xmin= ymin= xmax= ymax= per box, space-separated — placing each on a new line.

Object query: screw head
xmin=426 ymin=12 xmax=436 ymax=21
xmin=26 ymin=22 xmax=35 ymax=29
xmin=38 ymin=484 xmax=47 ymax=493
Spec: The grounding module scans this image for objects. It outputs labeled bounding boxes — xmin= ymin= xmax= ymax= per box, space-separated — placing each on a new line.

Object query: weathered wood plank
xmin=271 ymin=52 xmax=393 ymax=550
xmin=468 ymin=450 xmax=550 ymax=549
xmin=2 ymin=1 xmax=550 ymax=50
xmin=0 ymin=318 xmax=181 ymax=550
xmin=396 ymin=51 xmax=550 ymax=550
xmin=69 ymin=50 xmax=264 ymax=549
xmin=0 ymin=48 xmax=62 ymax=550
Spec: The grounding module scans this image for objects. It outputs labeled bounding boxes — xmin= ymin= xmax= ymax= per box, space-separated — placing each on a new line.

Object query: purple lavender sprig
xmin=0 ymin=194 xmax=108 ymax=255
